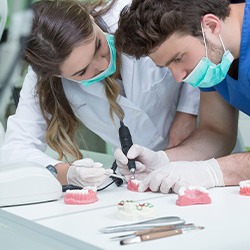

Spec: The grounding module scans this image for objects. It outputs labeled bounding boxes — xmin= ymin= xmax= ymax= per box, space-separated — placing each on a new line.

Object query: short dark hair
xmin=115 ymin=0 xmax=230 ymax=58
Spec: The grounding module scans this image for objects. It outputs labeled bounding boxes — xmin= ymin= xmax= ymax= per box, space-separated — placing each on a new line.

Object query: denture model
xmin=239 ymin=180 xmax=250 ymax=196
xmin=127 ymin=178 xmax=142 ymax=192
xmin=64 ymin=186 xmax=98 ymax=205
xmin=115 ymin=200 xmax=156 ymax=221
xmin=176 ymin=186 xmax=212 ymax=206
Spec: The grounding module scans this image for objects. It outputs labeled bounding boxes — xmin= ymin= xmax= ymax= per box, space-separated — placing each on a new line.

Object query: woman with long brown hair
xmin=0 ymin=0 xmax=200 ymax=188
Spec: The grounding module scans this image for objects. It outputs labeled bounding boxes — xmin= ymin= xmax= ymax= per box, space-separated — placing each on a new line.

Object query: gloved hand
xmin=114 ymin=144 xmax=170 ymax=181
xmin=67 ymin=158 xmax=113 ymax=187
xmin=138 ymin=158 xmax=225 ymax=193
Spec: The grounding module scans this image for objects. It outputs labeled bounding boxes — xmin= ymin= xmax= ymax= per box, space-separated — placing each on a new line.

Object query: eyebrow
xmin=71 ymin=35 xmax=99 ymax=77
xmin=161 ymin=53 xmax=179 ymax=67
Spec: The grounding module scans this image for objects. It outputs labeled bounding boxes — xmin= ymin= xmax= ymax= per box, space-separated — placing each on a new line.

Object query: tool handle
xmin=119 ymin=121 xmax=136 ymax=173
xmin=135 ymin=225 xmax=178 ymax=236
xmin=140 ymin=229 xmax=182 ymax=241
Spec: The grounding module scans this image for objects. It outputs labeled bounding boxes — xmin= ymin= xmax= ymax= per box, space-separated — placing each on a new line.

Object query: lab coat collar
xmin=63 ymin=79 xmax=140 ymax=110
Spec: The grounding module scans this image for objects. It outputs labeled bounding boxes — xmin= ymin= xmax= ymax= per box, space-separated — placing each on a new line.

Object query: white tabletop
xmin=2 ymin=185 xmax=250 ymax=250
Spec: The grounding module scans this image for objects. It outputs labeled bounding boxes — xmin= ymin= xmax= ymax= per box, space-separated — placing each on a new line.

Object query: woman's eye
xmin=78 ymin=68 xmax=87 ymax=77
xmin=96 ymin=39 xmax=102 ymax=50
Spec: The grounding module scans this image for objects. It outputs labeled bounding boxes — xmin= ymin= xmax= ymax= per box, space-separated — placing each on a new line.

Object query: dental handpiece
xmin=119 ymin=121 xmax=136 ymax=179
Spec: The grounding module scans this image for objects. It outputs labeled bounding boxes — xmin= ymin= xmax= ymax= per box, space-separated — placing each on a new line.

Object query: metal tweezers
xmin=99 ymin=216 xmax=185 ymax=233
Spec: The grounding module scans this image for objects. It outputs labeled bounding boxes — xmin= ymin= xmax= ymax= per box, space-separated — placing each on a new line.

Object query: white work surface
xmin=1 ymin=184 xmax=250 ymax=250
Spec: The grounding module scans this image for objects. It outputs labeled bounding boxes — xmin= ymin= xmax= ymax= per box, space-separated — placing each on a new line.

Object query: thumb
xmin=138 ymin=173 xmax=153 ymax=192
xmin=105 ymin=169 xmax=114 ymax=176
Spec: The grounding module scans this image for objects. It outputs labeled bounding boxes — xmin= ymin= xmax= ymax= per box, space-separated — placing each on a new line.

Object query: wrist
xmin=206 ymin=158 xmax=225 ymax=187
xmin=54 ymin=163 xmax=71 ymax=185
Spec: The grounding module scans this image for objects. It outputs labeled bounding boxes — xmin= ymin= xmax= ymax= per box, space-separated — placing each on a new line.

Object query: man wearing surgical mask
xmin=114 ymin=0 xmax=250 ymax=193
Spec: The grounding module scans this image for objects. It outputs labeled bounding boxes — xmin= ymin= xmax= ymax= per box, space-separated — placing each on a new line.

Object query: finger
xmin=149 ymin=173 xmax=167 ymax=192
xmin=134 ymin=161 xmax=146 ymax=172
xmin=73 ymin=158 xmax=95 ymax=168
xmin=104 ymin=169 xmax=114 ymax=176
xmin=93 ymin=162 xmax=103 ymax=168
xmin=114 ymin=148 xmax=128 ymax=165
xmin=138 ymin=171 xmax=156 ymax=192
xmin=78 ymin=167 xmax=106 ymax=179
xmin=117 ymin=166 xmax=131 ymax=176
xmin=124 ymin=174 xmax=131 ymax=182
xmin=134 ymin=172 xmax=151 ymax=181
xmin=172 ymin=180 xmax=190 ymax=194
xmin=128 ymin=144 xmax=160 ymax=165
xmin=160 ymin=176 xmax=179 ymax=194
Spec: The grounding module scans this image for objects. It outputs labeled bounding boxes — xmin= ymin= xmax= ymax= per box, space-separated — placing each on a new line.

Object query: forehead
xmin=60 ymin=26 xmax=98 ymax=75
xmin=149 ymin=33 xmax=201 ymax=66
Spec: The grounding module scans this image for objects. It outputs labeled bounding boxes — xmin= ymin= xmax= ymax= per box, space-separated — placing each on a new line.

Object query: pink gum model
xmin=239 ymin=180 xmax=250 ymax=196
xmin=64 ymin=187 xmax=98 ymax=205
xmin=176 ymin=186 xmax=211 ymax=206
xmin=127 ymin=179 xmax=142 ymax=192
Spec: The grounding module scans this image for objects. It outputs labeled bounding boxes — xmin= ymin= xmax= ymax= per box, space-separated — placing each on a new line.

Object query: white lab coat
xmin=0 ymin=0 xmax=200 ymax=167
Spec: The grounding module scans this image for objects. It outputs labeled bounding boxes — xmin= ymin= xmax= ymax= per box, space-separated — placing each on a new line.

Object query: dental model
xmin=127 ymin=178 xmax=142 ymax=192
xmin=176 ymin=186 xmax=212 ymax=206
xmin=239 ymin=180 xmax=250 ymax=196
xmin=64 ymin=186 xmax=98 ymax=205
xmin=115 ymin=200 xmax=156 ymax=221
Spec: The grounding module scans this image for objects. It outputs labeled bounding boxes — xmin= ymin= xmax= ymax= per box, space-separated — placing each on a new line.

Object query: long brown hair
xmin=24 ymin=0 xmax=124 ymax=161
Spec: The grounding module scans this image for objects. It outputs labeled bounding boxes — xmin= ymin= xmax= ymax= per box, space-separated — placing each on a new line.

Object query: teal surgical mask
xmin=65 ymin=33 xmax=116 ymax=87
xmin=183 ymin=26 xmax=234 ymax=88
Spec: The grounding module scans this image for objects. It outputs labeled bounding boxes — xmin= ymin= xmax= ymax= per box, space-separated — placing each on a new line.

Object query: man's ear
xmin=201 ymin=14 xmax=222 ymax=35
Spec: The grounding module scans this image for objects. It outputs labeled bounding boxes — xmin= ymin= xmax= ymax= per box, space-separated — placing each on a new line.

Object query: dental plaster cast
xmin=115 ymin=200 xmax=156 ymax=221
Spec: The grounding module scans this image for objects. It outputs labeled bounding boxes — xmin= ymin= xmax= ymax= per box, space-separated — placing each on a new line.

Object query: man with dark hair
xmin=114 ymin=0 xmax=250 ymax=193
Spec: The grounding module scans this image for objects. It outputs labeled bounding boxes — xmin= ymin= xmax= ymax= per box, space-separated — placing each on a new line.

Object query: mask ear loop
xmin=218 ymin=34 xmax=226 ymax=53
xmin=201 ymin=24 xmax=208 ymax=58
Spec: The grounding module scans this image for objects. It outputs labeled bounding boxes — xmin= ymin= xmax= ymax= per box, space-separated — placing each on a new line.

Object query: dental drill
xmin=119 ymin=121 xmax=136 ymax=179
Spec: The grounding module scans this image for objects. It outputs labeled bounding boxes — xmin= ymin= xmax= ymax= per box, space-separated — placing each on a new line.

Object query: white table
xmin=1 ymin=184 xmax=250 ymax=250
xmin=1 ymin=150 xmax=250 ymax=249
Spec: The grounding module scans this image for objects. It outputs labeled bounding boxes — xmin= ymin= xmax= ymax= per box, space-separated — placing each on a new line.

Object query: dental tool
xmin=120 ymin=225 xmax=204 ymax=245
xmin=119 ymin=121 xmax=136 ymax=179
xmin=99 ymin=216 xmax=185 ymax=233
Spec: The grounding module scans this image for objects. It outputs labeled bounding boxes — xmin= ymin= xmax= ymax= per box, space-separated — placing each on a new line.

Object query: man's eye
xmin=174 ymin=56 xmax=182 ymax=63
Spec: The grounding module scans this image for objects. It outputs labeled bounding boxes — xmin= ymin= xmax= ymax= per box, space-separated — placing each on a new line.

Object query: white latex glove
xmin=67 ymin=158 xmax=113 ymax=187
xmin=114 ymin=144 xmax=170 ymax=181
xmin=138 ymin=158 xmax=225 ymax=193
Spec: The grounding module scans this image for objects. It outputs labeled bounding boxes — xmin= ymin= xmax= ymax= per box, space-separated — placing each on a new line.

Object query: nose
xmin=168 ymin=66 xmax=187 ymax=83
xmin=93 ymin=55 xmax=110 ymax=73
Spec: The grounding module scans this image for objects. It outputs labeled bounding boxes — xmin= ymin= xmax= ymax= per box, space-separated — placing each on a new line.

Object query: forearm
xmin=168 ymin=111 xmax=197 ymax=148
xmin=218 ymin=152 xmax=250 ymax=186
xmin=166 ymin=127 xmax=236 ymax=161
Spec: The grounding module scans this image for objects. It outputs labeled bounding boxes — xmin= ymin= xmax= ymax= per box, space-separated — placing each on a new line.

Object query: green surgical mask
xmin=183 ymin=26 xmax=234 ymax=88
